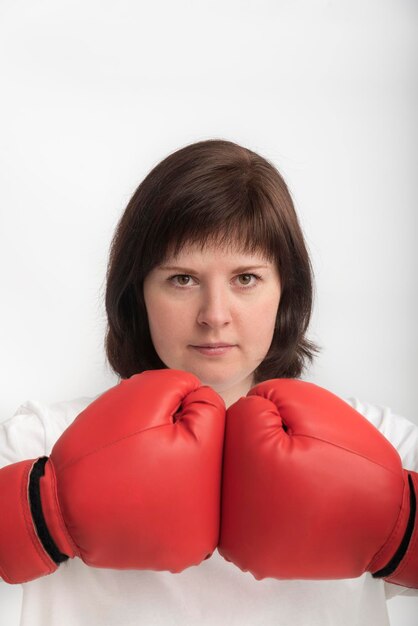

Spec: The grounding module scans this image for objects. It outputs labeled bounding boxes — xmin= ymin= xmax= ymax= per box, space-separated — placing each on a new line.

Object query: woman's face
xmin=143 ymin=242 xmax=282 ymax=405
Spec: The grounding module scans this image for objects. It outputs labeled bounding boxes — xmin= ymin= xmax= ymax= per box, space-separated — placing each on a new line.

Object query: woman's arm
xmin=344 ymin=396 xmax=418 ymax=598
xmin=0 ymin=395 xmax=94 ymax=583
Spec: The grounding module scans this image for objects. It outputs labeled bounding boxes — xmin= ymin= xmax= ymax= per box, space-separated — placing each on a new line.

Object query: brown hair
xmin=104 ymin=138 xmax=321 ymax=384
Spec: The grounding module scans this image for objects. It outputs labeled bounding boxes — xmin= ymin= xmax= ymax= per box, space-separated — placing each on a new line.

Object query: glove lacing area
xmin=29 ymin=457 xmax=69 ymax=565
xmin=372 ymin=473 xmax=416 ymax=578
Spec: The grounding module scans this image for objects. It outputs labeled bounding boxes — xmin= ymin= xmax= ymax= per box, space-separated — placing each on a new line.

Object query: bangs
xmin=147 ymin=186 xmax=281 ymax=270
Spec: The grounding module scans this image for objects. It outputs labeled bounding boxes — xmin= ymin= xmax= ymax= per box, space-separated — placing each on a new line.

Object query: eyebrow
xmin=157 ymin=264 xmax=270 ymax=273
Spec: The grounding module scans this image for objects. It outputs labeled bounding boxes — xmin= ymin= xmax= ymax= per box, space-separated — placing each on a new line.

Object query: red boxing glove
xmin=218 ymin=378 xmax=418 ymax=588
xmin=0 ymin=369 xmax=226 ymax=584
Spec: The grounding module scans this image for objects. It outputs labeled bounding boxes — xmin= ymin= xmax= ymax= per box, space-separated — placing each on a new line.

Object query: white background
xmin=0 ymin=0 xmax=417 ymax=624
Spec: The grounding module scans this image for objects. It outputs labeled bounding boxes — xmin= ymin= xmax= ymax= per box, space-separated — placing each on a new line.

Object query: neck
xmin=213 ymin=375 xmax=255 ymax=410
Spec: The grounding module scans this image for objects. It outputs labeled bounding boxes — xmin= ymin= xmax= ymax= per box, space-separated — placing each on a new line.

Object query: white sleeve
xmin=344 ymin=396 xmax=418 ymax=599
xmin=0 ymin=396 xmax=94 ymax=469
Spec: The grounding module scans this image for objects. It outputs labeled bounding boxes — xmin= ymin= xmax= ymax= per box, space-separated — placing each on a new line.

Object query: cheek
xmin=249 ymin=293 xmax=279 ymax=321
xmin=149 ymin=307 xmax=173 ymax=334
xmin=250 ymin=295 xmax=280 ymax=336
xmin=143 ymin=290 xmax=165 ymax=334
xmin=147 ymin=298 xmax=187 ymax=342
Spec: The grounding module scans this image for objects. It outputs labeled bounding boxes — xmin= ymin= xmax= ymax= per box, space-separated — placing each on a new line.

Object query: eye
xmin=167 ymin=273 xmax=262 ymax=290
xmin=168 ymin=274 xmax=194 ymax=288
xmin=237 ymin=273 xmax=262 ymax=288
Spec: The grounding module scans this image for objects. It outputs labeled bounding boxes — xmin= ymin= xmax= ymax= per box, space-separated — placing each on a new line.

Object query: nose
xmin=196 ymin=286 xmax=233 ymax=328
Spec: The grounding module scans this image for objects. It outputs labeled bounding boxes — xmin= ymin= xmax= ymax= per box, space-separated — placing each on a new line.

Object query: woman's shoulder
xmin=342 ymin=395 xmax=418 ymax=472
xmin=0 ymin=394 xmax=99 ymax=466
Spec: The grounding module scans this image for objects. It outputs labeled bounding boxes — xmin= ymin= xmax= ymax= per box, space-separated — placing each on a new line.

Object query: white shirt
xmin=1 ymin=391 xmax=418 ymax=626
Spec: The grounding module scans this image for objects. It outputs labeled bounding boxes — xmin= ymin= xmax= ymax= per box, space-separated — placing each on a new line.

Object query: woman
xmin=1 ymin=139 xmax=417 ymax=625
xmin=105 ymin=138 xmax=319 ymax=405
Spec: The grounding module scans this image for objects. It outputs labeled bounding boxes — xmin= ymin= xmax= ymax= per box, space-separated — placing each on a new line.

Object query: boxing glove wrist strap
xmin=372 ymin=472 xmax=418 ymax=588
xmin=29 ymin=457 xmax=69 ymax=566
xmin=0 ymin=458 xmax=59 ymax=583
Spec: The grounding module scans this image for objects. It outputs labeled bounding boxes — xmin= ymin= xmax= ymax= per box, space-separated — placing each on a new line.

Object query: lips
xmin=192 ymin=345 xmax=235 ymax=356
xmin=194 ymin=344 xmax=234 ymax=348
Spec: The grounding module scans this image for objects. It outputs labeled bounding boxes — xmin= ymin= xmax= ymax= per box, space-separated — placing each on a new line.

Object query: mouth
xmin=191 ymin=345 xmax=236 ymax=356
xmin=192 ymin=344 xmax=235 ymax=348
